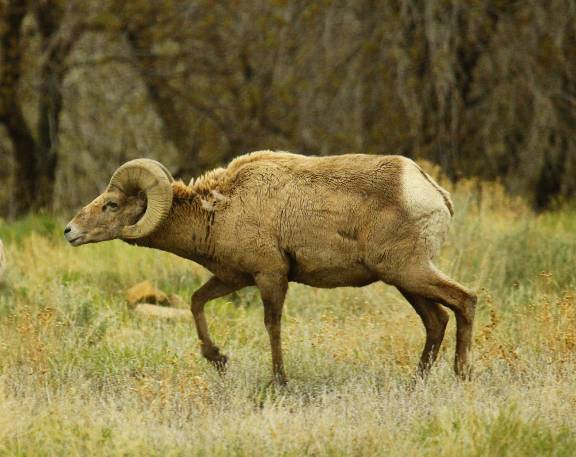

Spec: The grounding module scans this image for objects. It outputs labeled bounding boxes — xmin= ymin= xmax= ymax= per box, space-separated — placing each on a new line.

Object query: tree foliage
xmin=0 ymin=0 xmax=575 ymax=216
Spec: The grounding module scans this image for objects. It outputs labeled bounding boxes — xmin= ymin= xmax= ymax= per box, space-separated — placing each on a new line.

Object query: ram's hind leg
xmin=397 ymin=288 xmax=449 ymax=378
xmin=255 ymin=272 xmax=289 ymax=385
xmin=191 ymin=276 xmax=244 ymax=370
xmin=392 ymin=264 xmax=477 ymax=380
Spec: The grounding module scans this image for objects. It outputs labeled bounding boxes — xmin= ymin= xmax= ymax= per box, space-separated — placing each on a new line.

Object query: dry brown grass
xmin=0 ymin=186 xmax=575 ymax=456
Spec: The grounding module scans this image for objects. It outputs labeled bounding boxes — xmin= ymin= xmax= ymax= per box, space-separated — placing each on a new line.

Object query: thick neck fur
xmin=128 ymin=182 xmax=217 ymax=262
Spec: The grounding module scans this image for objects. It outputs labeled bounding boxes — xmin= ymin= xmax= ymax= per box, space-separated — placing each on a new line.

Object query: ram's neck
xmin=131 ymin=195 xmax=216 ymax=262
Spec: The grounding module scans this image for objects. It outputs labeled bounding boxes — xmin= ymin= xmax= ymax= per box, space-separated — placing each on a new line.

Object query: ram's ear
xmin=133 ymin=193 xmax=147 ymax=210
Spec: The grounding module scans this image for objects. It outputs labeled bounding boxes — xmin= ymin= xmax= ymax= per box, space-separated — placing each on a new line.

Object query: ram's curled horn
xmin=107 ymin=159 xmax=174 ymax=239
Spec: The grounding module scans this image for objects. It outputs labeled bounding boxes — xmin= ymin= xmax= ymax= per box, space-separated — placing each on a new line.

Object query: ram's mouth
xmin=65 ymin=229 xmax=87 ymax=246
xmin=68 ymin=236 xmax=85 ymax=246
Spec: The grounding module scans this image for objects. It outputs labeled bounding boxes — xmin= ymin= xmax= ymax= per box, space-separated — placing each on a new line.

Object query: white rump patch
xmin=401 ymin=159 xmax=446 ymax=216
xmin=400 ymin=158 xmax=451 ymax=258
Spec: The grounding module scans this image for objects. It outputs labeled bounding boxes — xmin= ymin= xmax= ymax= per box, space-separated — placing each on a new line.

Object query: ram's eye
xmin=104 ymin=201 xmax=119 ymax=211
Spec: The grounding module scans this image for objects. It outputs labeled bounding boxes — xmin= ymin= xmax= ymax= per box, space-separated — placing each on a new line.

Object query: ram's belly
xmin=290 ymin=265 xmax=378 ymax=288
xmin=285 ymin=236 xmax=378 ymax=288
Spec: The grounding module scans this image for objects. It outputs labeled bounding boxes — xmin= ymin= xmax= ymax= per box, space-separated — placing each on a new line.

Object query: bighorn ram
xmin=65 ymin=152 xmax=476 ymax=383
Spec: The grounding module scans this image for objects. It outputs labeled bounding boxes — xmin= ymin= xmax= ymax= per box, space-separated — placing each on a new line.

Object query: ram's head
xmin=65 ymin=159 xmax=174 ymax=246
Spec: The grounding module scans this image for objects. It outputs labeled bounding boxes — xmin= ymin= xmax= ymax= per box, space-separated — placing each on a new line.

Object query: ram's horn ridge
xmin=107 ymin=159 xmax=173 ymax=239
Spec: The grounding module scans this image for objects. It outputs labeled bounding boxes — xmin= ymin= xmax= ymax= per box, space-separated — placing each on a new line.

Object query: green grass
xmin=0 ymin=187 xmax=575 ymax=456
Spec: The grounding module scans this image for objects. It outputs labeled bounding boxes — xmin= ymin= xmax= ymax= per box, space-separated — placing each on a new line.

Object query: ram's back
xmin=224 ymin=151 xmax=404 ymax=205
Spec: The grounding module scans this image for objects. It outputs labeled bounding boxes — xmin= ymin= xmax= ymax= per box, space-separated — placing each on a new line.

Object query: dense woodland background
xmin=1 ymin=0 xmax=575 ymax=218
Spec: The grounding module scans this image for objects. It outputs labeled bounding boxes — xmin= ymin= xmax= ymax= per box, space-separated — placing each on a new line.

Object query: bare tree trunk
xmin=0 ymin=0 xmax=74 ymax=216
xmin=35 ymin=0 xmax=74 ymax=210
xmin=0 ymin=0 xmax=38 ymax=216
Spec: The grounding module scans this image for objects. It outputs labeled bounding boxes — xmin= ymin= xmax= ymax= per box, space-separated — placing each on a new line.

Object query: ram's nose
xmin=63 ymin=224 xmax=79 ymax=244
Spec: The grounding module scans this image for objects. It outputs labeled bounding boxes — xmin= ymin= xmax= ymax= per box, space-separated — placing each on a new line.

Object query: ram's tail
xmin=415 ymin=164 xmax=454 ymax=217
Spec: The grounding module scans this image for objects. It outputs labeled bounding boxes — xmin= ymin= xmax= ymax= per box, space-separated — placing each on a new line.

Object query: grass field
xmin=0 ymin=178 xmax=575 ymax=456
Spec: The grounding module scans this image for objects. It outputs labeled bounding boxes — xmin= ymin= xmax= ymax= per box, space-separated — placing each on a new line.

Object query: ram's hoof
xmin=202 ymin=346 xmax=228 ymax=372
xmin=211 ymin=354 xmax=228 ymax=373
xmin=267 ymin=373 xmax=288 ymax=387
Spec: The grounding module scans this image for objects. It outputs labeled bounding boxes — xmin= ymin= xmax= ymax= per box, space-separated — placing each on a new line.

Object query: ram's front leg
xmin=191 ymin=276 xmax=242 ymax=370
xmin=255 ymin=272 xmax=289 ymax=385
